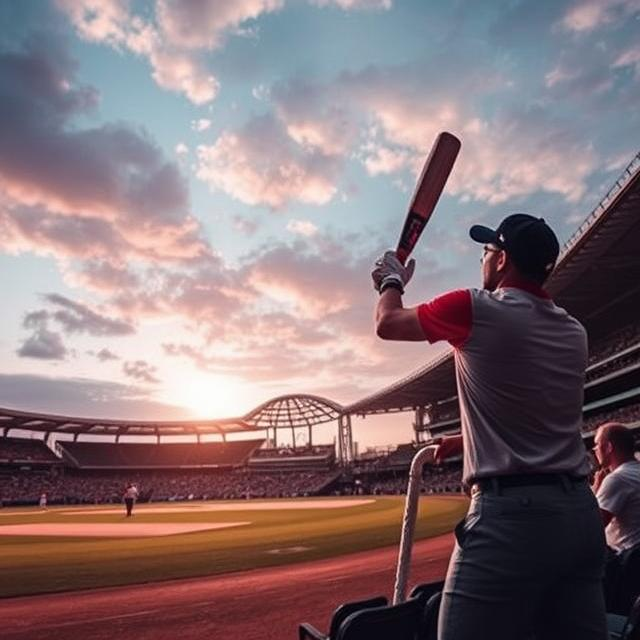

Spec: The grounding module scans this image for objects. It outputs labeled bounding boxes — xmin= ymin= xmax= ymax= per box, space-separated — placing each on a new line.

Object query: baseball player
xmin=372 ymin=214 xmax=607 ymax=639
xmin=123 ymin=483 xmax=139 ymax=517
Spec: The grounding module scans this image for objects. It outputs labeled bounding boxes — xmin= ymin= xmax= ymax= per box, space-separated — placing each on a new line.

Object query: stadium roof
xmin=0 ymin=394 xmax=343 ymax=438
xmin=243 ymin=395 xmax=342 ymax=429
xmin=0 ymin=406 xmax=251 ymax=438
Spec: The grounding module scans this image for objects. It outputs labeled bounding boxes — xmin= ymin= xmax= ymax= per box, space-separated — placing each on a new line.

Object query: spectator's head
xmin=594 ymin=422 xmax=636 ymax=469
xmin=470 ymin=214 xmax=560 ymax=290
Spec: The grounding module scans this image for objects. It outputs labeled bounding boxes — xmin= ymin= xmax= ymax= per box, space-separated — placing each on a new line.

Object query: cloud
xmin=613 ymin=45 xmax=640 ymax=76
xmin=360 ymin=141 xmax=409 ymax=176
xmin=287 ymin=219 xmax=318 ymax=237
xmin=88 ymin=347 xmax=120 ymax=362
xmin=191 ymin=118 xmax=212 ymax=132
xmin=45 ymin=293 xmax=135 ymax=336
xmin=233 ymin=215 xmax=260 ymax=236
xmin=196 ymin=114 xmax=339 ymax=208
xmin=123 ymin=360 xmax=160 ymax=384
xmin=0 ymin=373 xmax=190 ymax=420
xmin=0 ymin=38 xmax=210 ymax=268
xmin=175 ymin=142 xmax=189 ymax=155
xmin=148 ymin=46 xmax=220 ymax=104
xmin=558 ymin=0 xmax=640 ymax=33
xmin=15 ymin=293 xmax=132 ymax=361
xmin=310 ymin=0 xmax=392 ymax=9
xmin=271 ymin=62 xmax=599 ymax=205
xmin=17 ymin=308 xmax=68 ymax=360
xmin=56 ymin=0 xmax=286 ymax=105
xmin=156 ymin=0 xmax=284 ymax=50
xmin=72 ymin=260 xmax=140 ymax=294
xmin=17 ymin=327 xmax=68 ymax=360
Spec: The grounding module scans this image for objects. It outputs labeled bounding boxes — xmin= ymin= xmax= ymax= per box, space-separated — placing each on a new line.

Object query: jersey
xmin=596 ymin=461 xmax=640 ymax=552
xmin=417 ymin=280 xmax=590 ymax=485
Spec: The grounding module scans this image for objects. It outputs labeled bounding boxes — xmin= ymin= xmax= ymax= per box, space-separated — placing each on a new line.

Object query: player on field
xmin=372 ymin=214 xmax=607 ymax=639
xmin=123 ymin=483 xmax=139 ymax=517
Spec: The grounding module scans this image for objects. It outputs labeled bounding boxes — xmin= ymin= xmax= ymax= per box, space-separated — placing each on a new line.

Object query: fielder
xmin=123 ymin=483 xmax=139 ymax=517
xmin=372 ymin=214 xmax=607 ymax=639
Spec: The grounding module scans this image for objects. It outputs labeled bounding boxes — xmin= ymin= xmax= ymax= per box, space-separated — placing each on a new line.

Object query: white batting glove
xmin=371 ymin=250 xmax=416 ymax=293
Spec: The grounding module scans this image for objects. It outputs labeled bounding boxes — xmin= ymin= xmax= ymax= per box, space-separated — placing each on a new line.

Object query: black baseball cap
xmin=469 ymin=213 xmax=560 ymax=279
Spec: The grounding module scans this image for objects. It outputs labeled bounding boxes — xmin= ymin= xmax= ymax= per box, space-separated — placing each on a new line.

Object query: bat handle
xmin=395 ymin=248 xmax=408 ymax=266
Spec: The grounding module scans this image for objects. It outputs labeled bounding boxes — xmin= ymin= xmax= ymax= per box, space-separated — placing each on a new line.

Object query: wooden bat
xmin=396 ymin=132 xmax=461 ymax=264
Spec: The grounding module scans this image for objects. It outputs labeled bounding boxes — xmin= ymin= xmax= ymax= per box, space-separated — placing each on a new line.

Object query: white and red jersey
xmin=417 ymin=277 xmax=590 ymax=485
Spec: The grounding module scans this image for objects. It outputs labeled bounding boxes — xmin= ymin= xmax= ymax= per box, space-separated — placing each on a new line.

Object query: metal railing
xmin=558 ymin=151 xmax=640 ymax=262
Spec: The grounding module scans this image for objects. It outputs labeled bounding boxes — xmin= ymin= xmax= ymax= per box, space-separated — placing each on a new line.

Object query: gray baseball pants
xmin=438 ymin=478 xmax=608 ymax=640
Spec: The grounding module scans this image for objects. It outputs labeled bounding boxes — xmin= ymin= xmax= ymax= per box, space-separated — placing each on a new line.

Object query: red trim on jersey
xmin=417 ymin=289 xmax=472 ymax=348
xmin=501 ymin=275 xmax=551 ymax=299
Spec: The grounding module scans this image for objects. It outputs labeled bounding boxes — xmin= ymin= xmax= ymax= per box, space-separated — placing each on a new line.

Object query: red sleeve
xmin=417 ymin=289 xmax=472 ymax=348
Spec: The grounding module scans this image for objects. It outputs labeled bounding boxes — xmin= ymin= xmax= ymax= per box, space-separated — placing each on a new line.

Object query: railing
xmin=558 ymin=151 xmax=640 ymax=262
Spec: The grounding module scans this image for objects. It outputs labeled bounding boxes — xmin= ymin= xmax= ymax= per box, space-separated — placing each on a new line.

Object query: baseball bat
xmin=395 ymin=131 xmax=461 ymax=264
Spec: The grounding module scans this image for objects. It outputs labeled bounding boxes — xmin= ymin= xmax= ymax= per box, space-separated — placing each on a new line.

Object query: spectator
xmin=592 ymin=423 xmax=640 ymax=552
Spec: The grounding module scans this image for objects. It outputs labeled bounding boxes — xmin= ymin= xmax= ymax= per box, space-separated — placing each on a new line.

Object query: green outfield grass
xmin=0 ymin=496 xmax=467 ymax=597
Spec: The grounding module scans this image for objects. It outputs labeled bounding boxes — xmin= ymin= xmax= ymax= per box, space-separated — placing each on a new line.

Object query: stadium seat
xmin=333 ymin=598 xmax=423 ymax=640
xmin=298 ymin=596 xmax=388 ymax=640
xmin=607 ymin=544 xmax=640 ymax=616
xmin=608 ymin=595 xmax=640 ymax=640
xmin=408 ymin=580 xmax=444 ymax=640
xmin=409 ymin=579 xmax=445 ymax=604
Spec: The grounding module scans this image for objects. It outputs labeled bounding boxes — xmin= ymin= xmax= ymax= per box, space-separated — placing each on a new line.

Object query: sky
xmin=0 ymin=0 xmax=639 ymax=449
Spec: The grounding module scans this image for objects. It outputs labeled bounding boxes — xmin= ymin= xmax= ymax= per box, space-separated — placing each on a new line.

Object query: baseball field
xmin=0 ymin=495 xmax=467 ymax=597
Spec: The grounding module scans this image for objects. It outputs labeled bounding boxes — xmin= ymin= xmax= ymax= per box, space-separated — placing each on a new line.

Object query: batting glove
xmin=371 ymin=250 xmax=416 ymax=294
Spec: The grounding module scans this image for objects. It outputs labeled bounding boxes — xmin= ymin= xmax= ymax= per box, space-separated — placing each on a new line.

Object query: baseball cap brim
xmin=469 ymin=224 xmax=499 ymax=245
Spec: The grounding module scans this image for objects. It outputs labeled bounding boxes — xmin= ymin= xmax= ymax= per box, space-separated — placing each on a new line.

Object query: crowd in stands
xmin=586 ymin=346 xmax=640 ymax=383
xmin=0 ymin=437 xmax=58 ymax=464
xmin=588 ymin=322 xmax=640 ymax=366
xmin=59 ymin=439 xmax=264 ymax=468
xmin=251 ymin=444 xmax=334 ymax=458
xmin=366 ymin=465 xmax=462 ymax=495
xmin=0 ymin=467 xmax=340 ymax=506
xmin=583 ymin=404 xmax=640 ymax=433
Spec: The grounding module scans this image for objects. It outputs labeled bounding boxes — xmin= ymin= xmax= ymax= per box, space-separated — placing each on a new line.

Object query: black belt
xmin=471 ymin=473 xmax=587 ymax=493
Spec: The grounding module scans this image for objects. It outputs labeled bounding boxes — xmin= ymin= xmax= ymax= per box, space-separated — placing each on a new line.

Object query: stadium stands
xmin=249 ymin=444 xmax=336 ymax=471
xmin=58 ymin=439 xmax=264 ymax=468
xmin=0 ymin=437 xmax=59 ymax=464
xmin=0 ymin=467 xmax=341 ymax=506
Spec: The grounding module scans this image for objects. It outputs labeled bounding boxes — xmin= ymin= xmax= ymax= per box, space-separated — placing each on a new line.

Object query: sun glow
xmin=166 ymin=374 xmax=247 ymax=419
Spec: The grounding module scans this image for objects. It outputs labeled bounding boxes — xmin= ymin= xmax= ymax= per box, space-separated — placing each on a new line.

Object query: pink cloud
xmin=558 ymin=0 xmax=639 ymax=33
xmin=310 ymin=0 xmax=392 ymax=9
xmin=272 ymin=63 xmax=598 ymax=204
xmin=196 ymin=115 xmax=340 ymax=208
xmin=0 ymin=40 xmax=211 ymax=266
xmin=156 ymin=0 xmax=284 ymax=50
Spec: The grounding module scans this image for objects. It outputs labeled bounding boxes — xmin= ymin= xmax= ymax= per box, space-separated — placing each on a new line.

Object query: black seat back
xmin=623 ymin=595 xmax=640 ymax=640
xmin=335 ymin=599 xmax=422 ymax=640
xmin=421 ymin=592 xmax=442 ymax=640
xmin=409 ymin=580 xmax=445 ymax=605
xmin=328 ymin=597 xmax=388 ymax=638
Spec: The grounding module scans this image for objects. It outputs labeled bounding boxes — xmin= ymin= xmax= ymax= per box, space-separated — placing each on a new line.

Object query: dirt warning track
xmin=0 ymin=533 xmax=455 ymax=640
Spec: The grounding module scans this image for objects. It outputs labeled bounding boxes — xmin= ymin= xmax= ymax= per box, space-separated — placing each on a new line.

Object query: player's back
xmin=456 ymin=286 xmax=589 ymax=483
